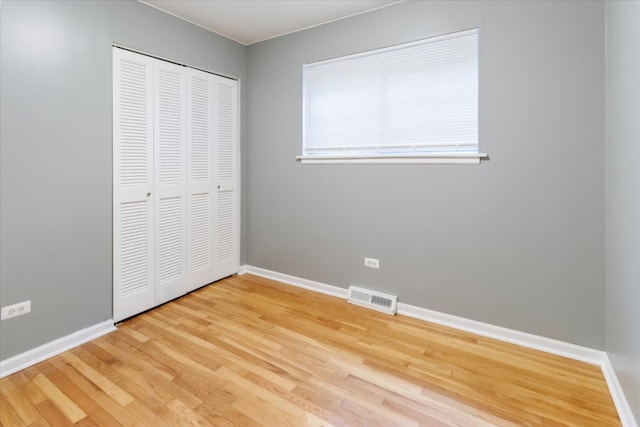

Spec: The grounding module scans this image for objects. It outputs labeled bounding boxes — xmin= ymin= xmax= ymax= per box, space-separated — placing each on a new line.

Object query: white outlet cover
xmin=364 ymin=257 xmax=380 ymax=269
xmin=1 ymin=301 xmax=31 ymax=320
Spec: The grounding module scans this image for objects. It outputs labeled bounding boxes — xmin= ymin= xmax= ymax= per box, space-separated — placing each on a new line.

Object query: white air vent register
xmin=347 ymin=286 xmax=398 ymax=315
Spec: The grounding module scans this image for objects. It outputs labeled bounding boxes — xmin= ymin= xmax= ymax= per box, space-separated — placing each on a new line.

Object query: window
xmin=300 ymin=29 xmax=486 ymax=164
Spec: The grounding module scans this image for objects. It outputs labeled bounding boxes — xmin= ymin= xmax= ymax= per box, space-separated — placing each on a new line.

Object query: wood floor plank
xmin=194 ymin=401 xmax=256 ymax=427
xmin=36 ymin=360 xmax=124 ymax=427
xmin=0 ymin=373 xmax=40 ymax=425
xmin=165 ymin=399 xmax=212 ymax=427
xmin=0 ymin=391 xmax=25 ymax=427
xmin=27 ymin=417 xmax=52 ymax=427
xmin=57 ymin=352 xmax=134 ymax=408
xmin=218 ymin=366 xmax=329 ymax=426
xmin=31 ymin=373 xmax=86 ymax=424
xmin=0 ymin=274 xmax=621 ymax=426
xmin=46 ymin=355 xmax=139 ymax=427
xmin=33 ymin=399 xmax=74 ymax=427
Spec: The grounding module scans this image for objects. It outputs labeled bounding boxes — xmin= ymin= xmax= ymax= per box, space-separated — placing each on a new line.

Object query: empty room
xmin=1 ymin=0 xmax=638 ymax=425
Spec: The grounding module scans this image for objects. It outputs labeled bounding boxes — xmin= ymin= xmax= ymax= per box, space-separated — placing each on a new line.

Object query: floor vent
xmin=347 ymin=286 xmax=397 ymax=315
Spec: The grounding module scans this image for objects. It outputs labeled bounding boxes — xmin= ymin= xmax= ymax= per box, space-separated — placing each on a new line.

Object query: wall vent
xmin=347 ymin=286 xmax=397 ymax=315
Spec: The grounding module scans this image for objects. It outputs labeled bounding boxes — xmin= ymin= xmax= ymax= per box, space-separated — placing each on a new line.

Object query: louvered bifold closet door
xmin=186 ymin=68 xmax=216 ymax=291
xmin=154 ymin=60 xmax=188 ymax=306
xmin=186 ymin=69 xmax=239 ymax=291
xmin=113 ymin=48 xmax=155 ymax=322
xmin=212 ymin=75 xmax=239 ymax=280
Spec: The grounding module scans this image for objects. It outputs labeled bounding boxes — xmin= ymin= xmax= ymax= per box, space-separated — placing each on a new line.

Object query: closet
xmin=112 ymin=47 xmax=238 ymax=322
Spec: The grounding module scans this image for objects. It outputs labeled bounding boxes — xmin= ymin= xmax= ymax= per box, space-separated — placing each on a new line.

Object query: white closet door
xmin=186 ymin=68 xmax=216 ymax=291
xmin=113 ymin=48 xmax=155 ymax=322
xmin=154 ymin=61 xmax=188 ymax=305
xmin=186 ymin=70 xmax=239 ymax=291
xmin=212 ymin=76 xmax=239 ymax=279
xmin=114 ymin=48 xmax=239 ymax=317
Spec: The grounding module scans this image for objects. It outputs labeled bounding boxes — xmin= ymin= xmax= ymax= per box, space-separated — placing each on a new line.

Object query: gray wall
xmin=0 ymin=0 xmax=247 ymax=360
xmin=246 ymin=0 xmax=606 ymax=348
xmin=1 ymin=0 xmax=616 ymax=363
xmin=606 ymin=0 xmax=640 ymax=419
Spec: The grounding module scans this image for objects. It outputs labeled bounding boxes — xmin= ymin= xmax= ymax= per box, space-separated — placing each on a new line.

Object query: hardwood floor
xmin=0 ymin=274 xmax=620 ymax=426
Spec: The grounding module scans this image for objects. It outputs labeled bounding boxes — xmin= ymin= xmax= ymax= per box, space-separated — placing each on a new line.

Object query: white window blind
xmin=302 ymin=29 xmax=480 ymax=163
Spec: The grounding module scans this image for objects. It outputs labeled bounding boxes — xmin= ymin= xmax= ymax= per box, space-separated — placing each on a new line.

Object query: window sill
xmin=296 ymin=153 xmax=488 ymax=165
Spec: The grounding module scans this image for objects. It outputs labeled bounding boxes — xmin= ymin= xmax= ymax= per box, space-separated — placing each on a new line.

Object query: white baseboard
xmin=240 ymin=264 xmax=637 ymax=427
xmin=239 ymin=265 xmax=349 ymax=299
xmin=602 ymin=354 xmax=639 ymax=427
xmin=0 ymin=319 xmax=116 ymax=379
xmin=396 ymin=303 xmax=605 ymax=365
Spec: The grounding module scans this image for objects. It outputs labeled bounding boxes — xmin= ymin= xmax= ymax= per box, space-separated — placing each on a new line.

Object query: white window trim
xmin=296 ymin=153 xmax=488 ymax=165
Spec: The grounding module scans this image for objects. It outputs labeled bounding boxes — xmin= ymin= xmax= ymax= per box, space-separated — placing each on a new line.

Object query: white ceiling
xmin=140 ymin=0 xmax=403 ymax=45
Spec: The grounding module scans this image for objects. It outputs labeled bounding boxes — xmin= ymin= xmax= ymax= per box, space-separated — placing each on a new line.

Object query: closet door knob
xmin=147 ymin=192 xmax=151 ymax=197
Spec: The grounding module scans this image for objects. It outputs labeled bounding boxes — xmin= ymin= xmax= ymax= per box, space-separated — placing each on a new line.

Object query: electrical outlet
xmin=1 ymin=301 xmax=31 ymax=320
xmin=364 ymin=257 xmax=380 ymax=269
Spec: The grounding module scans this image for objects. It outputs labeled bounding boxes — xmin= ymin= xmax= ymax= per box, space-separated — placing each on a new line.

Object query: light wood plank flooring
xmin=0 ymin=274 xmax=620 ymax=426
